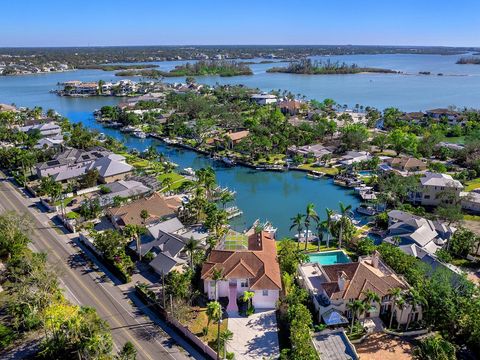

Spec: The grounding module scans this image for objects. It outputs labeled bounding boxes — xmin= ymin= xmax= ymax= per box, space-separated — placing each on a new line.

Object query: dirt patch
xmin=355 ymin=333 xmax=414 ymax=360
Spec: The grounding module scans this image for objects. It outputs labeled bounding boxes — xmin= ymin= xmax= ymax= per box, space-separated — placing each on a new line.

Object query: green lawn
xmin=465 ymin=178 xmax=480 ymax=191
xmin=157 ymin=172 xmax=187 ymax=190
xmin=298 ymin=163 xmax=339 ymax=175
xmin=441 ymin=136 xmax=466 ymax=145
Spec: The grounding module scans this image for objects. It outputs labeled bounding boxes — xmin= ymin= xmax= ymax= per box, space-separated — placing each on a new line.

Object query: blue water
xmin=367 ymin=232 xmax=383 ymax=245
xmin=308 ymin=251 xmax=352 ymax=265
xmin=2 ymin=53 xmax=479 ymax=236
xmin=358 ymin=170 xmax=373 ymax=176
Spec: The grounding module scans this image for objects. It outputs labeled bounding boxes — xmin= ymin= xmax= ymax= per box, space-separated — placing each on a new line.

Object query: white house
xmin=339 ymin=151 xmax=371 ymax=166
xmin=410 ymin=172 xmax=463 ymax=207
xmin=201 ymin=231 xmax=282 ymax=310
xmin=461 ymin=191 xmax=480 ymax=213
xmin=250 ymin=93 xmax=278 ymax=105
xmin=19 ymin=121 xmax=62 ymax=138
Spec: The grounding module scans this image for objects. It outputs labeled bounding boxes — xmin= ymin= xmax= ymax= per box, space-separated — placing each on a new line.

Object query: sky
xmin=1 ymin=0 xmax=479 ymax=47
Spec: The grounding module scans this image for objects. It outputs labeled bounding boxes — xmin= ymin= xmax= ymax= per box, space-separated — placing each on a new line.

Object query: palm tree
xmin=347 ymin=300 xmax=366 ymax=334
xmin=362 ymin=289 xmax=380 ymax=316
xmin=123 ymin=224 xmax=145 ymax=261
xmin=161 ymin=177 xmax=173 ymax=193
xmin=405 ymin=288 xmax=426 ymax=330
xmin=242 ymin=291 xmax=255 ymax=314
xmin=140 ymin=209 xmax=149 ymax=224
xmin=219 ymin=329 xmax=234 ymax=359
xmin=205 ymin=301 xmax=222 ymax=335
xmin=396 ymin=297 xmax=406 ymax=330
xmin=289 ymin=213 xmax=304 ymax=249
xmin=316 ymin=221 xmax=328 ymax=252
xmin=211 ymin=268 xmax=224 ymax=301
xmin=338 ymin=202 xmax=352 ymax=249
xmin=185 ymin=237 xmax=201 ymax=269
xmin=325 ymin=208 xmax=334 ymax=248
xmin=219 ymin=191 xmax=235 ymax=209
xmin=304 ymin=203 xmax=319 ymax=251
xmin=388 ymin=287 xmax=402 ymax=329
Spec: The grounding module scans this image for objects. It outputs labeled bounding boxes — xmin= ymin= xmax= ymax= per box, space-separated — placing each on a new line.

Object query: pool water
xmin=358 ymin=170 xmax=373 ymax=176
xmin=308 ymin=251 xmax=352 ymax=265
xmin=367 ymin=232 xmax=383 ymax=245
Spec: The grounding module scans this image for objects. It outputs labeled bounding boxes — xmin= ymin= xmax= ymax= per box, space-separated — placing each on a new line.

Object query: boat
xmin=221 ymin=157 xmax=236 ymax=167
xmin=163 ymin=138 xmax=178 ymax=145
xmin=225 ymin=206 xmax=243 ymax=219
xmin=181 ymin=167 xmax=196 ymax=176
xmin=294 ymin=229 xmax=314 ymax=241
xmin=307 ymin=170 xmax=325 ymax=179
xmin=120 ymin=125 xmax=137 ymax=133
xmin=132 ymin=130 xmax=147 ymax=139
xmin=356 ymin=204 xmax=378 ymax=216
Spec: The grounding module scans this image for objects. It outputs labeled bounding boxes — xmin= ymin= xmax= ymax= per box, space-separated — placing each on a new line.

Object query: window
xmin=262 ymin=290 xmax=268 ymax=296
xmin=240 ymin=280 xmax=248 ymax=288
xmin=424 ymin=195 xmax=430 ymax=199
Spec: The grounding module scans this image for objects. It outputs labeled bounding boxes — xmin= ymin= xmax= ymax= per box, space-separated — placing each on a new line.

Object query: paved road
xmin=0 ymin=175 xmax=204 ymax=360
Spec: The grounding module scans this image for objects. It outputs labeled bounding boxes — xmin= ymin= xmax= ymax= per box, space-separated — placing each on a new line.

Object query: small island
xmin=267 ymin=58 xmax=398 ymax=75
xmin=76 ymin=64 xmax=159 ymax=71
xmin=116 ymin=60 xmax=253 ymax=78
xmin=456 ymin=56 xmax=480 ymax=65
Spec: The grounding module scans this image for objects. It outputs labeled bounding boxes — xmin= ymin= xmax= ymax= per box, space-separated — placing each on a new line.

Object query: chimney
xmin=337 ymin=271 xmax=347 ymax=291
xmin=371 ymin=250 xmax=380 ymax=269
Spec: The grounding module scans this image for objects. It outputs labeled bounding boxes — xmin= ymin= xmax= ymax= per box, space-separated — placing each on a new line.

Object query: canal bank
xmin=66 ymin=110 xmax=361 ymax=238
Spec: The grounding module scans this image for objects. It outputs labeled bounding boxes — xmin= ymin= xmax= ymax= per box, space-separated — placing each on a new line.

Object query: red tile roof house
xmin=201 ymin=231 xmax=282 ymax=311
xmin=298 ymin=251 xmax=422 ymax=328
xmin=107 ymin=192 xmax=182 ymax=228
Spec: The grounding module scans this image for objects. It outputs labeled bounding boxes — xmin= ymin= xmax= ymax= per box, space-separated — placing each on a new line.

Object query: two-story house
xmin=201 ymin=231 xmax=282 ymax=311
xmin=298 ymin=252 xmax=421 ymax=327
xmin=410 ymin=172 xmax=463 ymax=207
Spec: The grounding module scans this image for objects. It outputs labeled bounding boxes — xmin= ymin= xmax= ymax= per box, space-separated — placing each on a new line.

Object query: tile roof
xmin=317 ymin=256 xmax=407 ymax=300
xmin=108 ymin=193 xmax=181 ymax=227
xmin=201 ymin=231 xmax=282 ymax=291
xmin=226 ymin=130 xmax=249 ymax=142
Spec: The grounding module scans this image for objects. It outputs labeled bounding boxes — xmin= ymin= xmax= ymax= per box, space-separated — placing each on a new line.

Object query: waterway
xmin=1 ymin=53 xmax=479 ymax=236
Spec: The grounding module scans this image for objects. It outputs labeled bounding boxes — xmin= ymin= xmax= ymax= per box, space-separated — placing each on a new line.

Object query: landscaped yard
xmin=185 ymin=307 xmax=228 ymax=346
xmin=298 ymin=163 xmax=339 ymax=175
xmin=157 ymin=172 xmax=187 ymax=190
xmin=465 ymin=178 xmax=480 ymax=191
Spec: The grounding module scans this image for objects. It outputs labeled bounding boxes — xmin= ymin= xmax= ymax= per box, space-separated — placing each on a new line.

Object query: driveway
xmin=227 ymin=310 xmax=279 ymax=360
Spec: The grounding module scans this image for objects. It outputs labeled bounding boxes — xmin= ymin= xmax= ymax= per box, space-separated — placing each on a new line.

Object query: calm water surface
xmin=2 ymin=53 xmax=479 ymax=236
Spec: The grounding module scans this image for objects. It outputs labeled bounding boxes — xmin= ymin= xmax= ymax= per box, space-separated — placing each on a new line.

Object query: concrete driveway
xmin=227 ymin=310 xmax=279 ymax=359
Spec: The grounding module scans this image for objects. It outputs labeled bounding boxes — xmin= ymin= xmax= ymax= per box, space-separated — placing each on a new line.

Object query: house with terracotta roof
xmin=298 ymin=252 xmax=421 ymax=327
xmin=387 ymin=157 xmax=427 ymax=173
xmin=107 ymin=192 xmax=182 ymax=228
xmin=201 ymin=231 xmax=282 ymax=310
xmin=278 ymin=99 xmax=303 ymax=115
xmin=224 ymin=130 xmax=249 ymax=149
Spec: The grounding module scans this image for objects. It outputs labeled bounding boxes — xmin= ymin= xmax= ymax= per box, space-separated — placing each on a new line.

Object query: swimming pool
xmin=308 ymin=250 xmax=352 ymax=265
xmin=358 ymin=170 xmax=373 ymax=176
xmin=367 ymin=232 xmax=383 ymax=245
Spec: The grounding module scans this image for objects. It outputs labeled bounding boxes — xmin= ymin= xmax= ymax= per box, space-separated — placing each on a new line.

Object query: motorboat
xmin=181 ymin=167 xmax=196 ymax=176
xmin=307 ymin=170 xmax=325 ymax=179
xmin=356 ymin=205 xmax=378 ymax=216
xmin=132 ymin=130 xmax=147 ymax=138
